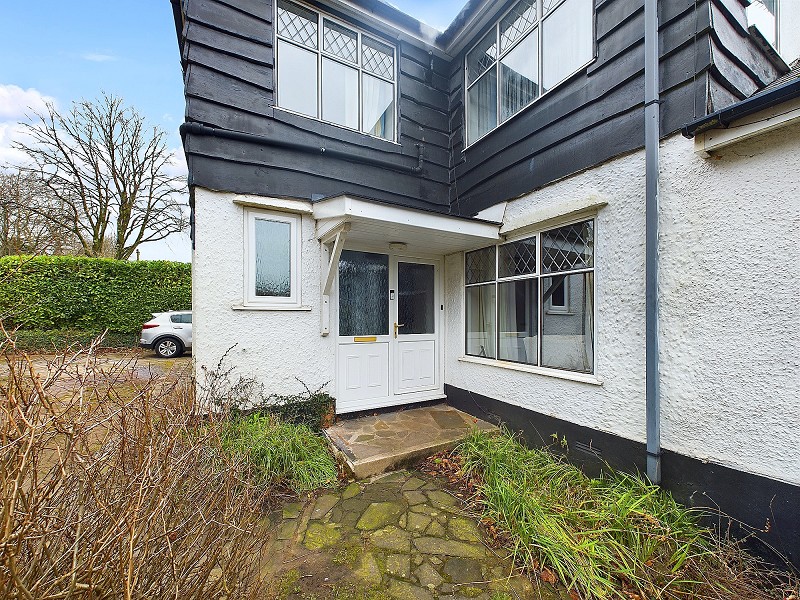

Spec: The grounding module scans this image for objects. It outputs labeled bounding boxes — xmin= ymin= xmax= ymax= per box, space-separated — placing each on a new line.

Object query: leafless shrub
xmin=0 ymin=331 xmax=270 ymax=599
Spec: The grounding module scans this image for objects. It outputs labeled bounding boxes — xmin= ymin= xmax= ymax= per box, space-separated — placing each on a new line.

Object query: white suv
xmin=140 ymin=311 xmax=192 ymax=358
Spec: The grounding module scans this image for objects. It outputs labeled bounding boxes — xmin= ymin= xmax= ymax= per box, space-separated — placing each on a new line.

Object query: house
xmin=169 ymin=0 xmax=799 ymax=565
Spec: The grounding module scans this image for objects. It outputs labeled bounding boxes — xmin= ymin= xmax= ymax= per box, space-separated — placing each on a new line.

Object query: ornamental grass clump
xmin=218 ymin=413 xmax=338 ymax=492
xmin=458 ymin=429 xmax=795 ymax=600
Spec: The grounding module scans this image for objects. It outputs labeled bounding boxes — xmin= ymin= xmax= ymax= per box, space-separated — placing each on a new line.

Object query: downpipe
xmin=644 ymin=0 xmax=662 ymax=484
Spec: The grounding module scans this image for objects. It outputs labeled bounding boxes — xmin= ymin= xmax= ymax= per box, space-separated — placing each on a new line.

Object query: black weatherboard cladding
xmin=174 ymin=0 xmax=784 ymax=214
xmin=178 ymin=0 xmax=451 ymax=212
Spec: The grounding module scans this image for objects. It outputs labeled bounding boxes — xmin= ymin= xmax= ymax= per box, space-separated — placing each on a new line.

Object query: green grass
xmin=219 ymin=413 xmax=338 ymax=493
xmin=458 ymin=430 xmax=715 ymax=599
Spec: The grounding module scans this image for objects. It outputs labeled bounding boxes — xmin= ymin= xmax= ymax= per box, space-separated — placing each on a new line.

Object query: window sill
xmin=458 ymin=355 xmax=604 ymax=386
xmin=232 ymin=304 xmax=313 ymax=312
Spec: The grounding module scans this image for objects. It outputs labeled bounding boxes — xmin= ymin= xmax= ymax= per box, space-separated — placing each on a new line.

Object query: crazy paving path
xmin=262 ymin=470 xmax=566 ymax=600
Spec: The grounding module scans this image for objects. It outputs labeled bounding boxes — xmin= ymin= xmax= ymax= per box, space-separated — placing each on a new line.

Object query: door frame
xmin=334 ymin=244 xmax=445 ymax=414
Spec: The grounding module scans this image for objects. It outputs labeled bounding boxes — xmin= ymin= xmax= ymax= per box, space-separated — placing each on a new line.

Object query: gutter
xmin=682 ymin=78 xmax=800 ymax=138
xmin=644 ymin=0 xmax=661 ymax=485
xmin=179 ymin=122 xmax=425 ymax=175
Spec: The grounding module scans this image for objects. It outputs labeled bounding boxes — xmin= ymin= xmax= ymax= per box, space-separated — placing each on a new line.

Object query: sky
xmin=0 ymin=0 xmax=465 ymax=262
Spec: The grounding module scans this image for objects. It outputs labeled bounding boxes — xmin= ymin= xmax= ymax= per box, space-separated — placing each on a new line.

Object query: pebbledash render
xmin=171 ymin=0 xmax=800 ymax=564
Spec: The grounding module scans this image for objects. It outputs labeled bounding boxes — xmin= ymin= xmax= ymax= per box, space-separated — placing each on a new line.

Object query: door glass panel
xmin=398 ymin=262 xmax=435 ymax=335
xmin=338 ymin=250 xmax=389 ymax=336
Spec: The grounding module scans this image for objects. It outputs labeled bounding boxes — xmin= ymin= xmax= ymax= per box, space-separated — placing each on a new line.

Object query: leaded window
xmin=466 ymin=0 xmax=594 ymax=145
xmin=276 ymin=0 xmax=396 ymax=141
xmin=465 ymin=219 xmax=595 ymax=374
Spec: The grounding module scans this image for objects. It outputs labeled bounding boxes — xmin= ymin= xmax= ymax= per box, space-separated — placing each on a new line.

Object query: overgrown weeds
xmin=200 ymin=348 xmax=335 ymax=431
xmin=0 ymin=332 xmax=271 ymax=598
xmin=218 ymin=413 xmax=338 ymax=492
xmin=458 ymin=429 xmax=798 ymax=600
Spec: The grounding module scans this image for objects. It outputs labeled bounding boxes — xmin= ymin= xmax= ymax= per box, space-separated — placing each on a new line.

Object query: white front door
xmin=336 ymin=250 xmax=441 ymax=413
xmin=393 ymin=258 xmax=438 ymax=395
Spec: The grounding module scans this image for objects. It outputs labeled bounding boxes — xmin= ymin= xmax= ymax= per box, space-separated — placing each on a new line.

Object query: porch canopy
xmin=312 ymin=195 xmax=501 ymax=336
xmin=312 ymin=195 xmax=501 ymax=253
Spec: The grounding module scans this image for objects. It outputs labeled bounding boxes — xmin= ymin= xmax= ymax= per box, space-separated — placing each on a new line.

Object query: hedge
xmin=0 ymin=256 xmax=191 ymax=334
xmin=10 ymin=330 xmax=140 ymax=352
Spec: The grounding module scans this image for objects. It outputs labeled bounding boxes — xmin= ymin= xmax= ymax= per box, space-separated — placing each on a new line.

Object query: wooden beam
xmin=320 ymin=224 xmax=349 ymax=336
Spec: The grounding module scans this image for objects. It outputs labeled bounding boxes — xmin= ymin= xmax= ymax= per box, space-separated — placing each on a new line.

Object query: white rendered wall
xmin=445 ymin=148 xmax=650 ymax=446
xmin=444 ymin=125 xmax=800 ymax=486
xmin=192 ymin=188 xmax=335 ymax=398
xmin=658 ymin=123 xmax=800 ymax=486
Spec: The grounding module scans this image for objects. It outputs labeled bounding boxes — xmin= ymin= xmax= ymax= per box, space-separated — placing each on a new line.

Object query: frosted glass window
xmin=542 ymin=0 xmax=593 ymax=91
xmin=362 ymin=74 xmax=395 ymax=140
xmin=466 ymin=284 xmax=496 ymax=359
xmin=322 ymin=58 xmax=359 ymax=129
xmin=277 ymin=40 xmax=318 ymax=117
xmin=501 ymin=29 xmax=539 ymax=122
xmin=254 ymin=218 xmax=291 ymax=297
xmin=338 ymin=250 xmax=389 ymax=337
xmin=467 ymin=67 xmax=498 ymax=145
xmin=398 ymin=262 xmax=435 ymax=335
xmin=498 ymin=279 xmax=538 ymax=364
xmin=541 ymin=272 xmax=594 ymax=373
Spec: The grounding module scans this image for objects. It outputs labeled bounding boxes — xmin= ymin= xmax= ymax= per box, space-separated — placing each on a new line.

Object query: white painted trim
xmin=474 ymin=201 xmax=507 ymax=223
xmin=312 ymin=195 xmax=501 ymax=240
xmin=231 ymin=304 xmax=313 ymax=311
xmin=233 ymin=195 xmax=313 ymax=214
xmin=243 ymin=208 xmax=303 ymax=308
xmin=458 ymin=355 xmax=604 ymax=385
xmin=500 ymin=195 xmax=607 ymax=237
xmin=694 ymin=97 xmax=800 ymax=156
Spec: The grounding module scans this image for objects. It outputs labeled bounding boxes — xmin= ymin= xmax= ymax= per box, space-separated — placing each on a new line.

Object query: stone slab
xmin=324 ymin=404 xmax=497 ymax=479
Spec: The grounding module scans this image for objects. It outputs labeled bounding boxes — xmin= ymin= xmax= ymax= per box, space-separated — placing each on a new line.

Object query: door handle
xmin=394 ymin=323 xmax=405 ymax=338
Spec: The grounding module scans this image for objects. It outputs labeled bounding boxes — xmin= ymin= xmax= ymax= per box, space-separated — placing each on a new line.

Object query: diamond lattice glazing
xmin=541 ymin=220 xmax=594 ymax=274
xmin=465 ymin=246 xmax=496 ymax=284
xmin=500 ymin=0 xmax=537 ymax=52
xmin=277 ymin=0 xmax=318 ymax=49
xmin=324 ymin=20 xmax=358 ymax=63
xmin=467 ymin=30 xmax=498 ymax=85
xmin=498 ymin=237 xmax=536 ymax=278
xmin=543 ymin=0 xmax=561 ymax=14
xmin=362 ymin=37 xmax=394 ymax=80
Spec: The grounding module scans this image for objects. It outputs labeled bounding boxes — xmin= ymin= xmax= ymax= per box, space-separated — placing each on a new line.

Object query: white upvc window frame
xmin=244 ymin=208 xmax=302 ymax=309
xmin=274 ymin=0 xmax=399 ymax=142
xmin=464 ymin=0 xmax=597 ymax=148
xmin=463 ymin=215 xmax=596 ymax=375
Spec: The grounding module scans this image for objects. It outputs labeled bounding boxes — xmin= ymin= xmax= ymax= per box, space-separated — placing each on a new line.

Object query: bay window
xmin=276 ymin=0 xmax=396 ymax=141
xmin=464 ymin=219 xmax=595 ymax=374
xmin=466 ymin=0 xmax=594 ymax=145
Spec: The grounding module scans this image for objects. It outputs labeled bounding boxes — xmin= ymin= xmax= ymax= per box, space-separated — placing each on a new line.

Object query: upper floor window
xmin=465 ymin=0 xmax=594 ymax=146
xmin=276 ymin=0 xmax=397 ymax=141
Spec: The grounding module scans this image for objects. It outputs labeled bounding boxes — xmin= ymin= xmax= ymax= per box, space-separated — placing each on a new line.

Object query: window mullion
xmin=537 ymin=232 xmax=542 ymax=367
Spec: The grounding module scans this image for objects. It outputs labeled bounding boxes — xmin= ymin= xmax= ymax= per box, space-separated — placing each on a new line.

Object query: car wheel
xmin=155 ymin=337 xmax=184 ymax=358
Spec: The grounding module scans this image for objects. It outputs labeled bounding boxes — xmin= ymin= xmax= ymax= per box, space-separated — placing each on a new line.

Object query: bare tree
xmin=0 ymin=169 xmax=80 ymax=256
xmin=12 ymin=94 xmax=187 ymax=260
